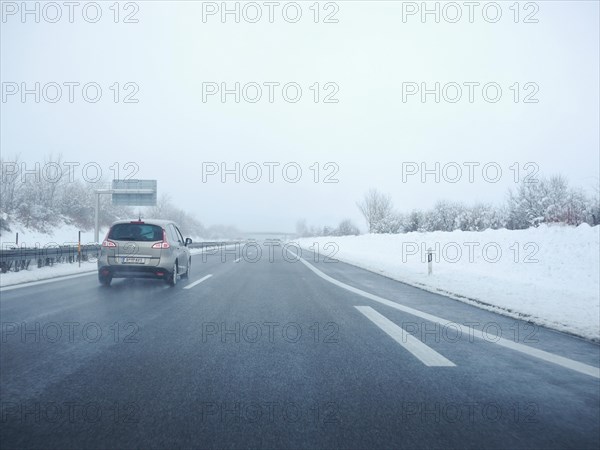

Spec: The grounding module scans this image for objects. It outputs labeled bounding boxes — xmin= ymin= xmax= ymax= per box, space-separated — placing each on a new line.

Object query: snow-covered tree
xmin=356 ymin=189 xmax=400 ymax=233
xmin=146 ymin=194 xmax=206 ymax=237
xmin=335 ymin=219 xmax=360 ymax=236
xmin=403 ymin=210 xmax=425 ymax=232
xmin=424 ymin=200 xmax=464 ymax=232
xmin=506 ymin=175 xmax=593 ymax=228
xmin=586 ymin=190 xmax=600 ymax=226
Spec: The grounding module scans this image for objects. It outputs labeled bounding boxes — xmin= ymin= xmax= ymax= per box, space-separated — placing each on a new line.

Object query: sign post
xmin=94 ymin=179 xmax=157 ymax=243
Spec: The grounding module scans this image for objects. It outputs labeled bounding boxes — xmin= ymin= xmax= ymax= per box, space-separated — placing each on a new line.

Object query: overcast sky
xmin=2 ymin=1 xmax=599 ymax=232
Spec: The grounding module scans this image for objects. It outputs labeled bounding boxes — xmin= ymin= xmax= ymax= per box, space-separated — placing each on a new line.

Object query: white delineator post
xmin=427 ymin=247 xmax=433 ymax=275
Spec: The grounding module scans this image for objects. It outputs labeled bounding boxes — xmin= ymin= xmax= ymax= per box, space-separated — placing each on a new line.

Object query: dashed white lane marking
xmin=290 ymin=251 xmax=600 ymax=379
xmin=356 ymin=306 xmax=456 ymax=367
xmin=183 ymin=274 xmax=213 ymax=290
xmin=0 ymin=271 xmax=96 ymax=292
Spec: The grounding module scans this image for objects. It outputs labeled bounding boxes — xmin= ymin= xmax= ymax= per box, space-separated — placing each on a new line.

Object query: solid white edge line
xmin=0 ymin=271 xmax=96 ymax=292
xmin=288 ymin=249 xmax=600 ymax=379
xmin=183 ymin=274 xmax=213 ymax=290
xmin=356 ymin=306 xmax=456 ymax=367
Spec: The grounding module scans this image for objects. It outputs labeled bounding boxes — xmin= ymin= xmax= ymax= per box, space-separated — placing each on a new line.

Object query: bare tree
xmin=147 ymin=193 xmax=174 ymax=219
xmin=356 ymin=189 xmax=394 ymax=233
xmin=0 ymin=154 xmax=22 ymax=215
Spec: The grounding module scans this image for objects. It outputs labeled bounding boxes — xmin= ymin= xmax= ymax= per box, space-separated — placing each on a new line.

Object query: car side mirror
xmin=185 ymin=238 xmax=192 ymax=246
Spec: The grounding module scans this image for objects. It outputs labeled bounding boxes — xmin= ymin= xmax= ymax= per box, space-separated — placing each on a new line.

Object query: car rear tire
xmin=167 ymin=263 xmax=178 ymax=286
xmin=99 ymin=274 xmax=112 ymax=287
xmin=182 ymin=258 xmax=190 ymax=279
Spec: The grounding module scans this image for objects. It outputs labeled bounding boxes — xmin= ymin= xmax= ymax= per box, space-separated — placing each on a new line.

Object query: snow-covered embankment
xmin=295 ymin=224 xmax=600 ymax=340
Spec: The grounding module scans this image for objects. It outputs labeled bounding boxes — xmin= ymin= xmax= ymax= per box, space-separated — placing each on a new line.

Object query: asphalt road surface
xmin=1 ymin=243 xmax=599 ymax=449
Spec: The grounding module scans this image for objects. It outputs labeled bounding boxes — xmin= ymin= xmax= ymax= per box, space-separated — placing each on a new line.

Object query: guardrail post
xmin=15 ymin=247 xmax=21 ymax=272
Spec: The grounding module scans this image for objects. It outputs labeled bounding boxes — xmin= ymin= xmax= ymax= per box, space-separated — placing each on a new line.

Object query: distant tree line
xmin=354 ymin=175 xmax=599 ymax=235
xmin=0 ymin=155 xmax=239 ymax=239
xmin=297 ymin=174 xmax=599 ymax=237
xmin=0 ymin=154 xmax=131 ymax=234
xmin=144 ymin=194 xmax=240 ymax=239
xmin=295 ymin=218 xmax=361 ymax=238
xmin=3 ymin=156 xmax=597 ymax=240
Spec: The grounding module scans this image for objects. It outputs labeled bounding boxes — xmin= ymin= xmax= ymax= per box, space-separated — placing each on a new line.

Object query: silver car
xmin=97 ymin=219 xmax=192 ymax=287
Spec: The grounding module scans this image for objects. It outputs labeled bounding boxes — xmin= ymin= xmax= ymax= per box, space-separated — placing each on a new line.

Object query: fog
xmin=2 ymin=1 xmax=598 ymax=232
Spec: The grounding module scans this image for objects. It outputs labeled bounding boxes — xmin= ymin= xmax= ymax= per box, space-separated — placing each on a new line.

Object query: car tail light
xmin=151 ymin=228 xmax=170 ymax=249
xmin=102 ymin=230 xmax=117 ymax=247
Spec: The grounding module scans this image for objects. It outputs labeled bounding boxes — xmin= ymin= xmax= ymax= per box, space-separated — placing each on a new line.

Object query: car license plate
xmin=122 ymin=257 xmax=145 ymax=264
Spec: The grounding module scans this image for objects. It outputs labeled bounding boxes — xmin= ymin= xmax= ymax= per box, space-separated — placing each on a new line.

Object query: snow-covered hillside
xmin=295 ymin=224 xmax=600 ymax=341
xmin=0 ymin=223 xmax=105 ymax=248
xmin=0 ymin=221 xmax=210 ymax=248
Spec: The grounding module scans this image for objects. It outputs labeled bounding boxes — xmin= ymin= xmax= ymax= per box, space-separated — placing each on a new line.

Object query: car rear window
xmin=108 ymin=223 xmax=163 ymax=242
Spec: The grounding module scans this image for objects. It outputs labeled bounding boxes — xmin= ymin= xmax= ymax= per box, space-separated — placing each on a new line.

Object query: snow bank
xmin=295 ymin=224 xmax=600 ymax=341
xmin=0 ymin=261 xmax=97 ymax=288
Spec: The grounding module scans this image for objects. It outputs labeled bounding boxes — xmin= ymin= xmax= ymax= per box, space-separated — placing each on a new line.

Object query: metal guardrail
xmin=0 ymin=241 xmax=238 ymax=273
xmin=187 ymin=241 xmax=237 ymax=249
xmin=0 ymin=245 xmax=101 ymax=273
